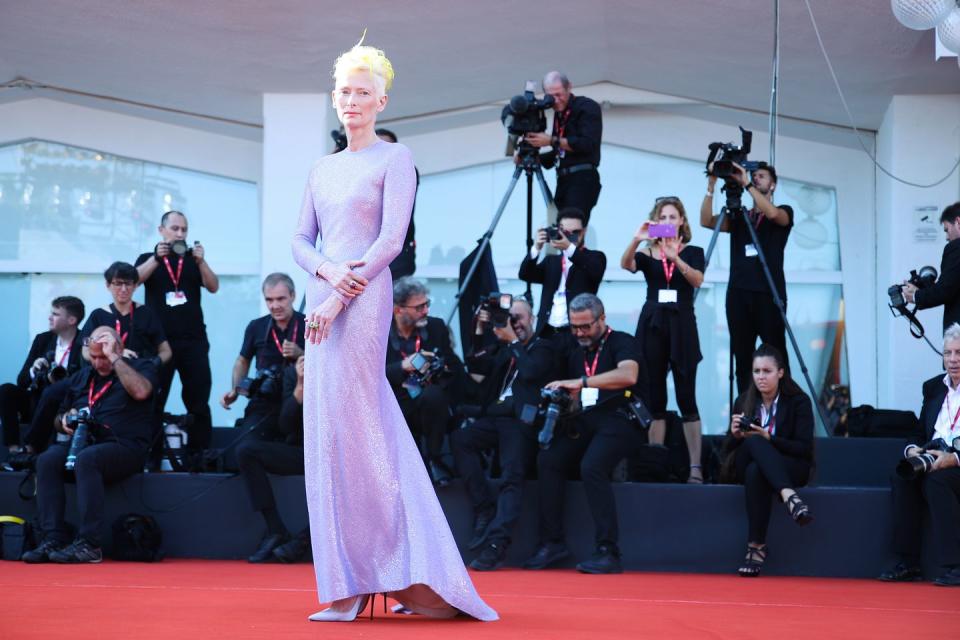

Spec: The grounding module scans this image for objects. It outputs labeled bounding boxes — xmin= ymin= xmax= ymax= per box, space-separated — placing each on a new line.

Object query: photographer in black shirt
xmin=452 ymin=297 xmax=558 ymax=570
xmin=1 ymin=296 xmax=85 ymax=452
xmin=903 ymin=202 xmax=960 ymax=333
xmin=135 ymin=210 xmax=220 ymax=449
xmin=23 ymin=326 xmax=157 ymax=564
xmin=701 ymin=162 xmax=793 ymax=394
xmin=523 ymin=71 xmax=603 ymax=223
xmin=221 ymin=273 xmax=305 ymax=437
xmin=523 ymin=293 xmax=647 ymax=574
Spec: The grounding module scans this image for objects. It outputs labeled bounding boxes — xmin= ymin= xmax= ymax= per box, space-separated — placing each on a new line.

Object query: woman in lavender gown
xmin=291 ymin=37 xmax=498 ymax=623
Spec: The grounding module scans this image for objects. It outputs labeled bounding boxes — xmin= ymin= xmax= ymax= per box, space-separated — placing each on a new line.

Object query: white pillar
xmin=876 ymin=94 xmax=960 ymax=410
xmin=261 ymin=93 xmax=332 ymax=311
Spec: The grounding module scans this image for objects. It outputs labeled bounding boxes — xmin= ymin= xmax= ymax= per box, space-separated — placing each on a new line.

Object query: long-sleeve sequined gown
xmin=291 ymin=139 xmax=497 ymax=622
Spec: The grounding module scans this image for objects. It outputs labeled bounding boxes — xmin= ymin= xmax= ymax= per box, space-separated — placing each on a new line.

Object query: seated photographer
xmin=237 ymin=355 xmax=311 ymax=564
xmin=518 ymin=207 xmax=606 ymax=334
xmin=903 ymin=202 xmax=960 ymax=333
xmin=221 ymin=273 xmax=305 ymax=436
xmin=523 ymin=293 xmax=647 ymax=574
xmin=721 ymin=343 xmax=814 ymax=578
xmin=23 ymin=326 xmax=157 ymax=564
xmin=386 ymin=277 xmax=464 ymax=486
xmin=1 ymin=296 xmax=85 ymax=454
xmin=451 ymin=297 xmax=558 ymax=571
xmin=879 ymin=324 xmax=960 ymax=587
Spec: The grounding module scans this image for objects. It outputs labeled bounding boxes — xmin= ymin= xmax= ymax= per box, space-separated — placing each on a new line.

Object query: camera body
xmin=28 ymin=350 xmax=68 ymax=393
xmin=737 ymin=415 xmax=761 ymax=433
xmin=402 ymin=352 xmax=448 ymax=399
xmin=480 ymin=292 xmax=513 ymax=328
xmin=888 ymin=266 xmax=938 ymax=310
xmin=706 ymin=127 xmax=760 ymax=184
xmin=65 ymin=408 xmax=103 ymax=471
xmin=520 ymin=387 xmax=574 ymax=449
xmin=236 ymin=366 xmax=283 ymax=402
xmin=501 ymin=81 xmax=555 ymax=137
xmin=896 ymin=437 xmax=960 ymax=480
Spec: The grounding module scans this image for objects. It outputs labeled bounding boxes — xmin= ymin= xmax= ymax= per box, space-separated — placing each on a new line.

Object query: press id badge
xmin=581 ymin=387 xmax=599 ymax=408
xmin=658 ymin=289 xmax=678 ymax=304
xmin=166 ymin=291 xmax=188 ymax=307
xmin=745 ymin=244 xmax=759 ymax=258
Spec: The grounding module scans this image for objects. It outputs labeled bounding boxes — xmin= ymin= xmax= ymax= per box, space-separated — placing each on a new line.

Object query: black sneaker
xmin=49 ymin=538 xmax=103 ymax=564
xmin=467 ymin=508 xmax=496 ymax=550
xmin=576 ymin=545 xmax=623 ymax=574
xmin=248 ymin=532 xmax=289 ymax=563
xmin=877 ymin=562 xmax=923 ymax=582
xmin=22 ymin=539 xmax=65 ymax=564
xmin=273 ymin=531 xmax=311 ymax=563
xmin=429 ymin=459 xmax=453 ymax=488
xmin=470 ymin=541 xmax=507 ymax=571
xmin=934 ymin=567 xmax=960 ymax=587
xmin=522 ymin=542 xmax=570 ymax=570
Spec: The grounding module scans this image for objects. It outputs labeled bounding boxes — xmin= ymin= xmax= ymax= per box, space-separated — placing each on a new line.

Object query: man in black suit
xmin=452 ymin=297 xmax=559 ymax=570
xmin=879 ymin=323 xmax=960 ymax=587
xmin=386 ymin=277 xmax=464 ymax=486
xmin=518 ymin=207 xmax=606 ymax=334
xmin=904 ymin=202 xmax=960 ymax=333
xmin=1 ymin=297 xmax=85 ymax=452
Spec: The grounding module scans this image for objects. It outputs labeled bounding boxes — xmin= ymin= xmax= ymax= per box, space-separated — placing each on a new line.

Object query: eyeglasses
xmin=655 ymin=195 xmax=681 ymax=204
xmin=109 ymin=280 xmax=135 ymax=289
xmin=400 ymin=299 xmax=431 ymax=313
xmin=569 ymin=318 xmax=600 ymax=333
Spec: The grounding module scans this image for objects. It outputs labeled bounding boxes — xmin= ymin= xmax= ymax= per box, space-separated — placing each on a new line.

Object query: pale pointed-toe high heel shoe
xmin=308 ymin=594 xmax=370 ymax=622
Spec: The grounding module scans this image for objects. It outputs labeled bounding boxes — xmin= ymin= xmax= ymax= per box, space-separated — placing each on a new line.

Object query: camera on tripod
xmin=706 ymin=127 xmax=760 ymax=184
xmin=65 ymin=408 xmax=104 ymax=471
xmin=896 ymin=437 xmax=960 ymax=480
xmin=479 ymin=292 xmax=513 ymax=328
xmin=402 ymin=352 xmax=448 ymax=399
xmin=236 ymin=366 xmax=283 ymax=401
xmin=28 ymin=350 xmax=68 ymax=393
xmin=519 ymin=387 xmax=574 ymax=450
xmin=501 ymin=81 xmax=555 ymax=137
xmin=888 ymin=266 xmax=937 ymax=311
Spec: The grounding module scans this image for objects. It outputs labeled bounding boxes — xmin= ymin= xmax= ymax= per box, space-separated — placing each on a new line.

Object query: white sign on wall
xmin=914 ymin=205 xmax=940 ymax=243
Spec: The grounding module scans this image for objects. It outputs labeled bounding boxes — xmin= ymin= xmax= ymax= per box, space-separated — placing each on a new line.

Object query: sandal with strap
xmin=687 ymin=464 xmax=704 ymax=484
xmin=785 ymin=493 xmax=814 ymax=526
xmin=738 ymin=544 xmax=767 ymax=578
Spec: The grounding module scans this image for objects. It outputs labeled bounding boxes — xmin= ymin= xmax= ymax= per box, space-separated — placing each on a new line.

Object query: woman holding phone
xmin=620 ymin=196 xmax=705 ymax=482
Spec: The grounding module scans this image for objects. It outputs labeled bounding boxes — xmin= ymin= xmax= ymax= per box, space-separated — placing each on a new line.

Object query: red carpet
xmin=2 ymin=560 xmax=954 ymax=639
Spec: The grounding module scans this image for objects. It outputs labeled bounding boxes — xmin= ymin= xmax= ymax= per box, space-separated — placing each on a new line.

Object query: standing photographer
xmin=221 ymin=273 xmax=305 ymax=436
xmin=879 ymin=324 xmax=960 ymax=587
xmin=386 ymin=277 xmax=463 ymax=486
xmin=1 ymin=296 xmax=85 ymax=452
xmin=135 ymin=210 xmax=219 ymax=450
xmin=22 ymin=326 xmax=157 ymax=564
xmin=903 ymin=202 xmax=960 ymax=333
xmin=519 ymin=207 xmax=606 ymax=334
xmin=701 ymin=162 xmax=793 ymax=394
xmin=620 ymin=197 xmax=706 ymax=482
xmin=523 ymin=293 xmax=647 ymax=574
xmin=523 ymin=71 xmax=602 ymax=223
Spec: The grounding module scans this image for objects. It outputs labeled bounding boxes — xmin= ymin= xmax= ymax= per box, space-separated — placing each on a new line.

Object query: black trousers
xmin=397 ymin=385 xmax=450 ymax=459
xmin=641 ymin=322 xmax=699 ymax=420
xmin=451 ymin=416 xmax=538 ymax=546
xmin=0 ymin=383 xmax=33 ymax=447
xmin=726 ymin=287 xmax=789 ymax=394
xmin=24 ymin=379 xmax=71 ymax=452
xmin=36 ymin=442 xmax=143 ymax=547
xmin=235 ymin=437 xmax=304 ymax=513
xmin=555 ymin=169 xmax=601 ymax=224
xmin=733 ymin=436 xmax=810 ymax=544
xmin=158 ymin=337 xmax=213 ymax=450
xmin=891 ymin=467 xmax=960 ymax=569
xmin=537 ymin=411 xmax=642 ymax=551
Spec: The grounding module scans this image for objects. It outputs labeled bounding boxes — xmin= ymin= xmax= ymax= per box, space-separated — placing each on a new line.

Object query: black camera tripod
xmin=445 ymin=142 xmax=556 ymax=327
xmin=697 ymin=181 xmax=830 ymax=433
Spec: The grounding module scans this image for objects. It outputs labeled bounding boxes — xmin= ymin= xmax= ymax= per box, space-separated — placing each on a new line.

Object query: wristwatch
xmin=581 ymin=375 xmax=589 ymax=388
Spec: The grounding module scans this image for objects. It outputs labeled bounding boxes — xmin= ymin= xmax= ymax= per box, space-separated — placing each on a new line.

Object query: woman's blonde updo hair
xmin=332 ymin=30 xmax=395 ymax=98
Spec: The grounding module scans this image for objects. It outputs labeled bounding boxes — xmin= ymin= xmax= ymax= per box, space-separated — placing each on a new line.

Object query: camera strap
xmin=271 ymin=322 xmax=298 ymax=356
xmin=583 ymin=328 xmax=613 ymax=377
xmin=88 ymin=377 xmax=114 ymax=411
xmin=57 ymin=345 xmax=71 ymax=367
xmin=114 ymin=302 xmax=134 ymax=347
xmin=759 ymin=394 xmax=780 ymax=435
xmin=399 ymin=334 xmax=422 ymax=359
xmin=941 ymin=391 xmax=960 ymax=436
xmin=162 ymin=256 xmax=184 ymax=292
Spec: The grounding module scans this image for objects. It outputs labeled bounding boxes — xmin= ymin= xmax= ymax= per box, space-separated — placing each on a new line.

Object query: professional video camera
xmin=518 ymin=387 xmax=574 ymax=450
xmin=888 ymin=266 xmax=938 ymax=311
xmin=28 ymin=350 xmax=68 ymax=393
xmin=706 ymin=127 xmax=760 ymax=183
xmin=896 ymin=437 xmax=960 ymax=480
xmin=402 ymin=352 xmax=449 ymax=399
xmin=479 ymin=292 xmax=513 ymax=328
xmin=64 ymin=408 xmax=105 ymax=471
xmin=236 ymin=366 xmax=283 ymax=401
xmin=501 ymin=81 xmax=555 ymax=137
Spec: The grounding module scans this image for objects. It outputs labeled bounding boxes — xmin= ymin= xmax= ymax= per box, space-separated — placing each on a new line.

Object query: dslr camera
xmin=28 ymin=350 xmax=68 ymax=393
xmin=402 ymin=352 xmax=448 ymax=399
xmin=520 ymin=387 xmax=574 ymax=450
xmin=480 ymin=292 xmax=513 ymax=328
xmin=64 ymin=408 xmax=105 ymax=471
xmin=736 ymin=415 xmax=761 ymax=433
xmin=888 ymin=266 xmax=937 ymax=311
xmin=896 ymin=437 xmax=960 ymax=480
xmin=706 ymin=127 xmax=760 ymax=183
xmin=236 ymin=365 xmax=283 ymax=402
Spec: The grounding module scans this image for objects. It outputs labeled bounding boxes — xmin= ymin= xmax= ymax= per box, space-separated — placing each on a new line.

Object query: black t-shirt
xmin=635 ymin=245 xmax=705 ymax=307
xmin=239 ymin=313 xmax=307 ymax=371
xmin=59 ymin=358 xmax=159 ymax=452
xmin=564 ymin=329 xmax=643 ymax=403
xmin=729 ymin=205 xmax=794 ymax=299
xmin=134 ymin=252 xmax=207 ymax=341
xmin=80 ymin=303 xmax=167 ymax=359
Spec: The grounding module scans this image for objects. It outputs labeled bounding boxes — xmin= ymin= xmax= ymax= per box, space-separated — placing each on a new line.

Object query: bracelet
xmin=581 ymin=375 xmax=589 ymax=388
xmin=705 ymin=191 xmax=714 ymax=198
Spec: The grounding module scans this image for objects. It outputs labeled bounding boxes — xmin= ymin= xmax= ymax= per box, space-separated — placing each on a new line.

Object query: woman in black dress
xmin=620 ymin=196 xmax=705 ymax=483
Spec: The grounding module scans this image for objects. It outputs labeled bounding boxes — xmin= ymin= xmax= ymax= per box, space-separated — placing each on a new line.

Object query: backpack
xmin=110 ymin=513 xmax=163 ymax=562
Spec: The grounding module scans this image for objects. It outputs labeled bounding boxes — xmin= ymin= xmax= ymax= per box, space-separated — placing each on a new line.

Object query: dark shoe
xmin=467 ymin=508 xmax=496 ymax=550
xmin=429 ymin=459 xmax=453 ymax=488
xmin=273 ymin=531 xmax=311 ymax=563
xmin=248 ymin=532 xmax=288 ymax=563
xmin=738 ymin=544 xmax=768 ymax=578
xmin=49 ymin=538 xmax=102 ymax=564
xmin=934 ymin=567 xmax=960 ymax=586
xmin=877 ymin=562 xmax=922 ymax=582
xmin=576 ymin=545 xmax=623 ymax=574
xmin=470 ymin=541 xmax=507 ymax=571
xmin=522 ymin=542 xmax=570 ymax=570
xmin=785 ymin=493 xmax=814 ymax=526
xmin=22 ymin=539 xmax=64 ymax=564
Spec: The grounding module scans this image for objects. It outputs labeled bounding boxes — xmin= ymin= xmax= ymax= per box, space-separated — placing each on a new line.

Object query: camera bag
xmin=0 ymin=515 xmax=37 ymax=560
xmin=110 ymin=513 xmax=163 ymax=562
xmin=837 ymin=405 xmax=920 ymax=439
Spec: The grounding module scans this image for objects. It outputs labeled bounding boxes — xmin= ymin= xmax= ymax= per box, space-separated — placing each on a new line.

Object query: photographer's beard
xmin=512 ymin=319 xmax=531 ymax=343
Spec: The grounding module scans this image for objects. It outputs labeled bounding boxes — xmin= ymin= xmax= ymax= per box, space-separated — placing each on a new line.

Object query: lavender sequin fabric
xmin=291 ymin=139 xmax=497 ymax=622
